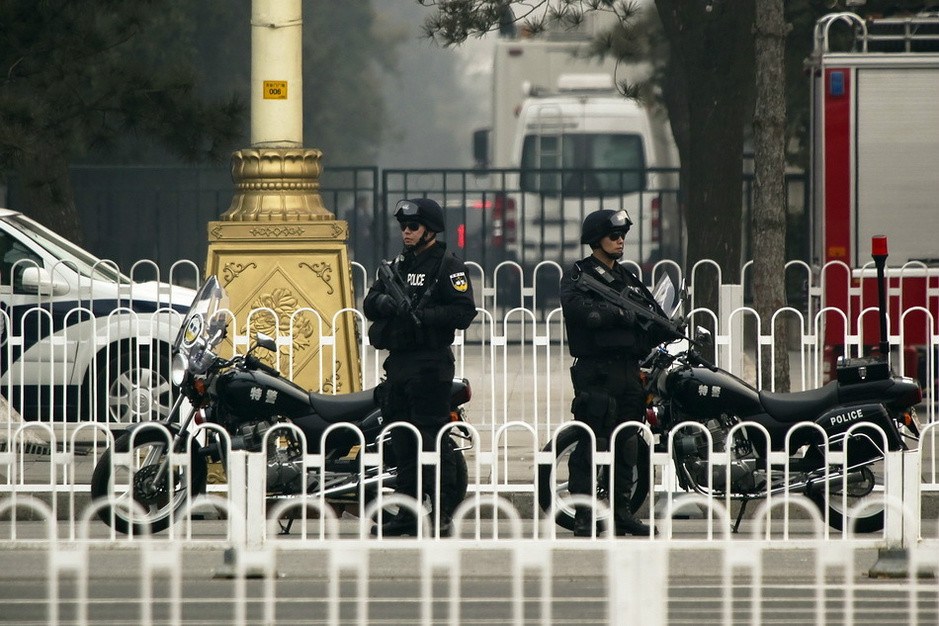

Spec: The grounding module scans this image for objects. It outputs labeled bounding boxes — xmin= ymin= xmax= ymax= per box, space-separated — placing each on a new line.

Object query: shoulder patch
xmin=449 ymin=271 xmax=468 ymax=292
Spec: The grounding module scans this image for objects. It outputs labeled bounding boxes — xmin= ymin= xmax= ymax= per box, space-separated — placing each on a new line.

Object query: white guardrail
xmin=4 ymin=260 xmax=939 ymax=623
xmin=2 ymin=511 xmax=938 ymax=625
xmin=2 ymin=258 xmax=939 ymax=543
xmin=0 ymin=422 xmax=937 ymax=624
xmin=0 ymin=419 xmax=928 ymax=544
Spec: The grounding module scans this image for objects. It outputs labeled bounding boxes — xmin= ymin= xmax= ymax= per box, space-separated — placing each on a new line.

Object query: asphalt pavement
xmin=2 ymin=525 xmax=935 ymax=625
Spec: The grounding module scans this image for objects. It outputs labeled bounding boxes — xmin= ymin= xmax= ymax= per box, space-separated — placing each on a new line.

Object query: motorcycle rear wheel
xmin=537 ymin=427 xmax=650 ymax=532
xmin=300 ymin=437 xmax=470 ymax=523
xmin=809 ymin=463 xmax=884 ymax=533
xmin=90 ymin=426 xmax=207 ymax=535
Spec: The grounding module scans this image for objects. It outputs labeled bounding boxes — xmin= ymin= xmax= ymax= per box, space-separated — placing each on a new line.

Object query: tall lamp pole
xmin=204 ymin=0 xmax=362 ymax=393
xmin=251 ymin=0 xmax=302 ymax=149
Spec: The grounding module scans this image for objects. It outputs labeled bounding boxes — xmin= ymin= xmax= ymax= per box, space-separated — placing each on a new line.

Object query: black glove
xmin=393 ymin=298 xmax=412 ymax=318
xmin=374 ymin=293 xmax=397 ymax=317
xmin=596 ymin=302 xmax=634 ymax=326
xmin=586 ymin=310 xmax=603 ymax=329
xmin=615 ymin=307 xmax=636 ymax=326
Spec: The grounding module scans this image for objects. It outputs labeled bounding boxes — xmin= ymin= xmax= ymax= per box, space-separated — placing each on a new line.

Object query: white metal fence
xmin=4 ymin=259 xmax=939 ymax=534
xmin=4 ymin=516 xmax=938 ymax=625
xmin=5 ymin=259 xmax=939 ymax=622
xmin=0 ymin=431 xmax=937 ymax=624
xmin=0 ymin=417 xmax=932 ymax=543
xmin=4 ymin=257 xmax=939 ymax=411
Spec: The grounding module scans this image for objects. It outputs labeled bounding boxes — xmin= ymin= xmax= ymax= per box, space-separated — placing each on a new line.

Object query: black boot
xmin=434 ymin=513 xmax=452 ymax=538
xmin=573 ymin=507 xmax=593 ymax=537
xmin=371 ymin=511 xmax=418 ymax=537
xmin=614 ymin=508 xmax=656 ymax=537
xmin=612 ymin=436 xmax=655 ymax=536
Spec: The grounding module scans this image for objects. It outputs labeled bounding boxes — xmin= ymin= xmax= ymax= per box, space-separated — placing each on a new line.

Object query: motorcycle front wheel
xmin=809 ymin=463 xmax=884 ymax=533
xmin=537 ymin=427 xmax=650 ymax=531
xmin=90 ymin=426 xmax=208 ymax=535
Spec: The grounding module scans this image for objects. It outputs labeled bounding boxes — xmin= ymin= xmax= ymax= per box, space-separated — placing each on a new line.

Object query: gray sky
xmin=371 ymin=2 xmax=629 ymax=169
xmin=374 ymin=1 xmax=495 ymax=169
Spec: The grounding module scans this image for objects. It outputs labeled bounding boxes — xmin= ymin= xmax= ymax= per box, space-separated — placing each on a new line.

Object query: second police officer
xmin=559 ymin=208 xmax=670 ymax=537
xmin=363 ymin=198 xmax=477 ymax=537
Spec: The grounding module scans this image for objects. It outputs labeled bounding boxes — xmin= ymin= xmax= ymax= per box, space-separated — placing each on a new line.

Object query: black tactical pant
xmin=380 ymin=350 xmax=461 ymax=518
xmin=568 ymin=355 xmax=645 ymax=517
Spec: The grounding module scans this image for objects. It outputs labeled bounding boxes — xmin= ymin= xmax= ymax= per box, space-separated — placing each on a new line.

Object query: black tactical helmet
xmin=580 ymin=209 xmax=633 ymax=245
xmin=394 ymin=198 xmax=445 ymax=233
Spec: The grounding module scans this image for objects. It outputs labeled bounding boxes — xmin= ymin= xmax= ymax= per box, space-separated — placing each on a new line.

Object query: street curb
xmin=868 ymin=548 xmax=938 ymax=579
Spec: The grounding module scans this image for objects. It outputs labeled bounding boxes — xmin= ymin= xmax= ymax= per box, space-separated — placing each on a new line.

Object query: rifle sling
xmin=390 ymin=249 xmax=452 ymax=315
xmin=412 ymin=250 xmax=453 ymax=314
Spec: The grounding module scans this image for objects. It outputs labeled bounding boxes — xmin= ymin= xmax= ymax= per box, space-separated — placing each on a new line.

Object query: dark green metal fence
xmin=5 ymin=164 xmax=807 ymax=276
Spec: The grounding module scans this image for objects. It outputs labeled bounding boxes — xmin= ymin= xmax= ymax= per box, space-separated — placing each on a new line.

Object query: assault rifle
xmin=378 ymin=259 xmax=422 ymax=327
xmin=571 ymin=267 xmax=686 ymax=342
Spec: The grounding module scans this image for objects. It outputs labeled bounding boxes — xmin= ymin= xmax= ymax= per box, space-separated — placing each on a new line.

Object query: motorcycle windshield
xmin=651 ymin=275 xmax=680 ymax=321
xmin=173 ymin=276 xmax=229 ymax=358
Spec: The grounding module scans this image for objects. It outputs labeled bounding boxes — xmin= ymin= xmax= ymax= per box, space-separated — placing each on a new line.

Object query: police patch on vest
xmin=450 ymin=272 xmax=468 ymax=292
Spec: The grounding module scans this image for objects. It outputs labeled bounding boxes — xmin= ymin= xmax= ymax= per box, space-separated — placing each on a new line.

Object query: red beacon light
xmin=871 ymin=235 xmax=888 ymax=259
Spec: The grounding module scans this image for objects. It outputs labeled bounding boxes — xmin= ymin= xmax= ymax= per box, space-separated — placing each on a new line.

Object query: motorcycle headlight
xmin=171 ymin=352 xmax=189 ymax=386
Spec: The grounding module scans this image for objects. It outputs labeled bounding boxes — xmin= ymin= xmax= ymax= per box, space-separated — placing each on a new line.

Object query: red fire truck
xmin=809 ymin=12 xmax=939 ymax=384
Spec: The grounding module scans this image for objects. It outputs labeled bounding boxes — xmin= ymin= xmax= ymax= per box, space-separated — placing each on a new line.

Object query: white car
xmin=0 ymin=208 xmax=196 ymax=423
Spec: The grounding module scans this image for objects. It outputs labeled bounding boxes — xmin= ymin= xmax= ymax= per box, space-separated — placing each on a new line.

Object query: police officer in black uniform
xmin=364 ymin=198 xmax=477 ymax=536
xmin=560 ymin=208 xmax=665 ymax=537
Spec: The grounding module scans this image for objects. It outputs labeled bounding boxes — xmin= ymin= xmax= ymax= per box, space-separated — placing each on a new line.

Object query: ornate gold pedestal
xmin=205 ymin=148 xmax=361 ymax=393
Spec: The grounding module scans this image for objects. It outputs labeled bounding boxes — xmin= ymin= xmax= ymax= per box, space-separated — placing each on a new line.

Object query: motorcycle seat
xmin=308 ymin=389 xmax=377 ymax=423
xmin=758 ymin=381 xmax=840 ymax=423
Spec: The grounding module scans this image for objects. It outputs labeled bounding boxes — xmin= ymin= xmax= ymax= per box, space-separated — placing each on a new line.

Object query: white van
xmin=507 ymin=74 xmax=677 ymax=270
xmin=0 ymin=208 xmax=195 ymax=423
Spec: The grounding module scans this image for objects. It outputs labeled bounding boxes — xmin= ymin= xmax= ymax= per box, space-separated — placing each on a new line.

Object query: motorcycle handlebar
xmin=687 ymin=349 xmax=717 ymax=370
xmin=642 ymin=345 xmax=716 ymax=372
xmin=245 ymin=354 xmax=280 ymax=377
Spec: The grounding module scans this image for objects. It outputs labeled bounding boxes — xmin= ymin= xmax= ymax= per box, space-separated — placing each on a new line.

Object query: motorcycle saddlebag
xmin=836 ymin=356 xmax=890 ymax=385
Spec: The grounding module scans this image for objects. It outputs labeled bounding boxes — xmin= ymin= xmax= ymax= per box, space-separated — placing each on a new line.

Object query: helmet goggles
xmin=393 ymin=197 xmax=446 ymax=235
xmin=580 ymin=208 xmax=633 ymax=245
xmin=394 ymin=200 xmax=420 ymax=219
xmin=609 ymin=210 xmax=631 ymax=229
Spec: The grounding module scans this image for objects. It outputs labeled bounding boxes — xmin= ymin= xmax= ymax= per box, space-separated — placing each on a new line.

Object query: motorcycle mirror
xmin=255 ymin=332 xmax=277 ymax=353
xmin=207 ymin=312 xmax=227 ymax=337
xmin=694 ymin=326 xmax=713 ymax=347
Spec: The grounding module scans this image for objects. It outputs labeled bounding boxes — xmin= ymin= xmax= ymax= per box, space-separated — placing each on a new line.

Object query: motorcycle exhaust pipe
xmin=678 ymin=458 xmax=881 ymax=501
xmin=309 ymin=469 xmax=397 ymax=499
xmin=801 ymin=463 xmax=878 ymax=498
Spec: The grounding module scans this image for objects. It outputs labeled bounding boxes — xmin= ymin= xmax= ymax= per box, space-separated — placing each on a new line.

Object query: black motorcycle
xmin=90 ymin=276 xmax=472 ymax=534
xmin=540 ymin=277 xmax=922 ymax=534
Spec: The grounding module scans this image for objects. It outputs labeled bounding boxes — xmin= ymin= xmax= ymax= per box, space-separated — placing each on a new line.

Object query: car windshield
xmin=6 ymin=214 xmax=126 ymax=283
xmin=520 ymin=133 xmax=646 ymax=196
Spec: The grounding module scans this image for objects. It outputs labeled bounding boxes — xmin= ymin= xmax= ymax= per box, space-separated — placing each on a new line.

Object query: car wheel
xmin=99 ymin=344 xmax=173 ymax=423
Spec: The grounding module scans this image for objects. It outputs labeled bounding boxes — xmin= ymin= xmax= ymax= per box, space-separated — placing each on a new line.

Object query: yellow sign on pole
xmin=263 ymin=81 xmax=288 ymax=100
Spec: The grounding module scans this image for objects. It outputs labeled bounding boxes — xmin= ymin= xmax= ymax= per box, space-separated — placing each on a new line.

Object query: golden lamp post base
xmin=205 ymin=148 xmax=362 ymax=393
